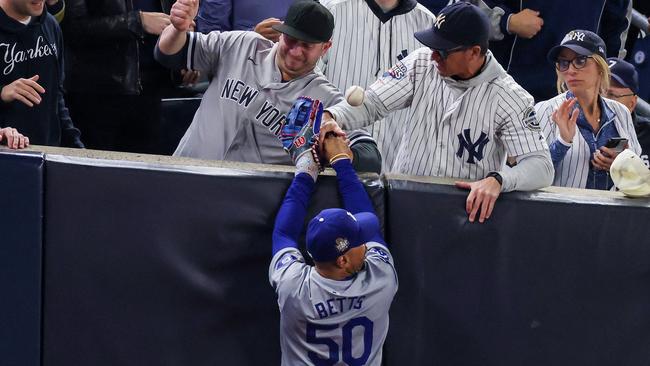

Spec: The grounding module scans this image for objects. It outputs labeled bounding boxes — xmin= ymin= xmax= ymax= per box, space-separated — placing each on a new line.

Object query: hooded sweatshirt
xmin=0 ymin=6 xmax=83 ymax=147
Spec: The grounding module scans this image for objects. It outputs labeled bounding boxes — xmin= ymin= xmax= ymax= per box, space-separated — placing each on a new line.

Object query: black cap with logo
xmin=414 ymin=2 xmax=490 ymax=50
xmin=272 ymin=0 xmax=334 ymax=43
xmin=547 ymin=30 xmax=607 ymax=63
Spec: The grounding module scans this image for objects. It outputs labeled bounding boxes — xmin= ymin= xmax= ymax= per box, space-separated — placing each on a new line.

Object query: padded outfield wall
xmin=1 ymin=147 xmax=649 ymax=366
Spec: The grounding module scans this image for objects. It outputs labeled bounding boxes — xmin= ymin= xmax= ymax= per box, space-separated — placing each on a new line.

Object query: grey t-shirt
xmin=173 ymin=31 xmax=344 ymax=164
xmin=269 ymin=243 xmax=398 ymax=365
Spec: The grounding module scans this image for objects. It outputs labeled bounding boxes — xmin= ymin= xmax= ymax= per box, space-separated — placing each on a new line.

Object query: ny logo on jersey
xmin=434 ymin=15 xmax=446 ymax=29
xmin=456 ymin=129 xmax=490 ymax=164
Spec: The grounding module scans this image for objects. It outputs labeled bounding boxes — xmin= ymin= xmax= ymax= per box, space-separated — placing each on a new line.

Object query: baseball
xmin=345 ymin=86 xmax=365 ymax=106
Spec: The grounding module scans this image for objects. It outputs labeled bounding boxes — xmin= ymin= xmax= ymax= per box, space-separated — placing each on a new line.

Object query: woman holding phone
xmin=535 ymin=30 xmax=641 ymax=190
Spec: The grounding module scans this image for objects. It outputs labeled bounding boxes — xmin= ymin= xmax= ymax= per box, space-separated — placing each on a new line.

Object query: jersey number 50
xmin=306 ymin=316 xmax=373 ymax=366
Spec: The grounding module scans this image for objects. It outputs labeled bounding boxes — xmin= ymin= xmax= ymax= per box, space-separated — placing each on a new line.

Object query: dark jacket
xmin=634 ymin=111 xmax=650 ymax=165
xmin=483 ymin=0 xmax=632 ymax=102
xmin=62 ymin=0 xmax=172 ymax=95
xmin=0 ymin=7 xmax=83 ymax=147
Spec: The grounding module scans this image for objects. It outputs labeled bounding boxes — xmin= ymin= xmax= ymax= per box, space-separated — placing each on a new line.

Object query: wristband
xmin=486 ymin=171 xmax=503 ymax=186
xmin=329 ymin=153 xmax=350 ymax=165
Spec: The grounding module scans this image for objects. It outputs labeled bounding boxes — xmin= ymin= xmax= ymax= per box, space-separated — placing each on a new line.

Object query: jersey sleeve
xmin=364 ymin=243 xmax=398 ymax=294
xmin=496 ymin=86 xmax=549 ymax=158
xmin=326 ymin=48 xmax=424 ymax=130
xmin=366 ymin=48 xmax=422 ymax=112
xmin=183 ymin=31 xmax=264 ymax=72
xmin=269 ymin=248 xmax=308 ymax=306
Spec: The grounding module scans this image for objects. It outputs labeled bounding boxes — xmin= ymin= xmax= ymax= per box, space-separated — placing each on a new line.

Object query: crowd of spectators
xmin=2 ymin=0 xmax=650 ymax=205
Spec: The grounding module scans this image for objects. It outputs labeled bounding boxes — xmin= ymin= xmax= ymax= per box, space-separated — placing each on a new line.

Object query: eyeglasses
xmin=605 ymin=91 xmax=636 ymax=99
xmin=432 ymin=46 xmax=469 ymax=60
xmin=555 ymin=55 xmax=593 ymax=72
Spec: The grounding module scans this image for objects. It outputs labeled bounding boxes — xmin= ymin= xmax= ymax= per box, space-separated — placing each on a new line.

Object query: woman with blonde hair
xmin=535 ymin=30 xmax=641 ymax=190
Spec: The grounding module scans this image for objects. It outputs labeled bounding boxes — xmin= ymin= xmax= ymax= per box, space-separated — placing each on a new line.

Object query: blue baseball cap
xmin=608 ymin=57 xmax=639 ymax=94
xmin=547 ymin=30 xmax=607 ymax=63
xmin=306 ymin=208 xmax=379 ymax=263
xmin=414 ymin=2 xmax=490 ymax=50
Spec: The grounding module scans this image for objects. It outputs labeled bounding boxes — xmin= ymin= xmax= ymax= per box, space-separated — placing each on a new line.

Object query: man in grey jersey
xmin=321 ymin=2 xmax=554 ymax=223
xmin=318 ymin=0 xmax=436 ymax=172
xmin=271 ymin=134 xmax=397 ymax=365
xmin=155 ymin=0 xmax=381 ymax=172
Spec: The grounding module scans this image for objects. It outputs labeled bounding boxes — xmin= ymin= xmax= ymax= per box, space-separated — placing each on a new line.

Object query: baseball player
xmin=271 ymin=105 xmax=397 ymax=365
xmin=318 ymin=0 xmax=436 ymax=172
xmin=155 ymin=0 xmax=381 ymax=172
xmin=321 ymin=2 xmax=553 ymax=223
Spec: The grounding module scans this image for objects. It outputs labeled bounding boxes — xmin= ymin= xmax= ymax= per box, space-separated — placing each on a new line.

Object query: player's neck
xmin=315 ymin=265 xmax=351 ymax=281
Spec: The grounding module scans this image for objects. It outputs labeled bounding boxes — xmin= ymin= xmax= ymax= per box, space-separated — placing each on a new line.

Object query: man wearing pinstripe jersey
xmin=318 ymin=0 xmax=436 ymax=172
xmin=321 ymin=2 xmax=553 ymax=223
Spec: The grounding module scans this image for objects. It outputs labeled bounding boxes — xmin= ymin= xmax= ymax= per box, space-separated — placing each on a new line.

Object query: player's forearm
xmin=332 ymin=159 xmax=375 ymax=214
xmin=271 ymin=173 xmax=315 ymax=255
xmin=326 ymin=90 xmax=389 ymax=130
xmin=157 ymin=25 xmax=189 ymax=55
xmin=498 ymin=150 xmax=554 ymax=192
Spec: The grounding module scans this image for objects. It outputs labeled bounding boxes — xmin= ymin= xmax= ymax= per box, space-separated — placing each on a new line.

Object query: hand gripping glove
xmin=280 ymin=97 xmax=324 ymax=168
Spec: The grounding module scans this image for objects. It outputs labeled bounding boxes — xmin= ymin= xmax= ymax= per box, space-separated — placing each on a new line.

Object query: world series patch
xmin=383 ymin=60 xmax=407 ymax=80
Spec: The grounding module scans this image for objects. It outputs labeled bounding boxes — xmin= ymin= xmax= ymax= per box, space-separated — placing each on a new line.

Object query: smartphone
xmin=604 ymin=137 xmax=628 ymax=153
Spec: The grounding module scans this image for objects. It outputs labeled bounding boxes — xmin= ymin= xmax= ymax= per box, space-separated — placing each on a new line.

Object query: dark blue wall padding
xmin=0 ymin=151 xmax=44 ymax=366
xmin=41 ymin=157 xmax=383 ymax=366
xmin=384 ymin=178 xmax=650 ymax=366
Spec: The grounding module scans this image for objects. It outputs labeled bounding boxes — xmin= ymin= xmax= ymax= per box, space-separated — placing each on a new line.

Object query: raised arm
xmin=271 ymin=173 xmax=315 ymax=256
xmin=323 ymin=136 xmax=386 ymax=245
xmin=158 ymin=0 xmax=198 ymax=55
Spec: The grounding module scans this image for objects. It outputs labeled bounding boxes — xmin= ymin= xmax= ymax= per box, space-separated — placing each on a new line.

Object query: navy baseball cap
xmin=547 ymin=30 xmax=607 ymax=63
xmin=306 ymin=208 xmax=379 ymax=263
xmin=273 ymin=0 xmax=334 ymax=43
xmin=608 ymin=57 xmax=639 ymax=94
xmin=414 ymin=2 xmax=490 ymax=50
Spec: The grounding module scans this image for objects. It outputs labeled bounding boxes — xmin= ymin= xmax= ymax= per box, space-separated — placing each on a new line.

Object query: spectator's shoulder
xmin=492 ymin=72 xmax=534 ymax=111
xmin=222 ymin=30 xmax=272 ymax=45
xmin=323 ymin=0 xmax=357 ymax=11
xmin=412 ymin=3 xmax=436 ymax=21
xmin=602 ymin=96 xmax=632 ymax=118
xmin=41 ymin=12 xmax=61 ymax=30
xmin=534 ymin=92 xmax=567 ymax=116
xmin=303 ymin=74 xmax=344 ymax=104
xmin=211 ymin=30 xmax=274 ymax=54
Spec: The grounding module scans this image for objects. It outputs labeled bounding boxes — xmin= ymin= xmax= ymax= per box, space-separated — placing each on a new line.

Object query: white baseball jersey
xmin=269 ymin=244 xmax=398 ymax=366
xmin=327 ymin=48 xmax=549 ymax=179
xmin=319 ymin=0 xmax=436 ymax=172
xmin=173 ymin=31 xmax=343 ymax=164
xmin=535 ymin=92 xmax=641 ymax=188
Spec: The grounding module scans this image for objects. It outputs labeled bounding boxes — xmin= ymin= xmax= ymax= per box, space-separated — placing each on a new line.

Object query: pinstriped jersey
xmin=319 ymin=0 xmax=436 ymax=172
xmin=535 ymin=92 xmax=642 ymax=188
xmin=269 ymin=244 xmax=398 ymax=366
xmin=173 ymin=31 xmax=343 ymax=164
xmin=328 ymin=48 xmax=549 ymax=179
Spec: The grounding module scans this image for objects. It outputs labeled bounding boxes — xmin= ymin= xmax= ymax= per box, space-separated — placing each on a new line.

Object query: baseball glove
xmin=281 ymin=96 xmax=324 ymax=169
